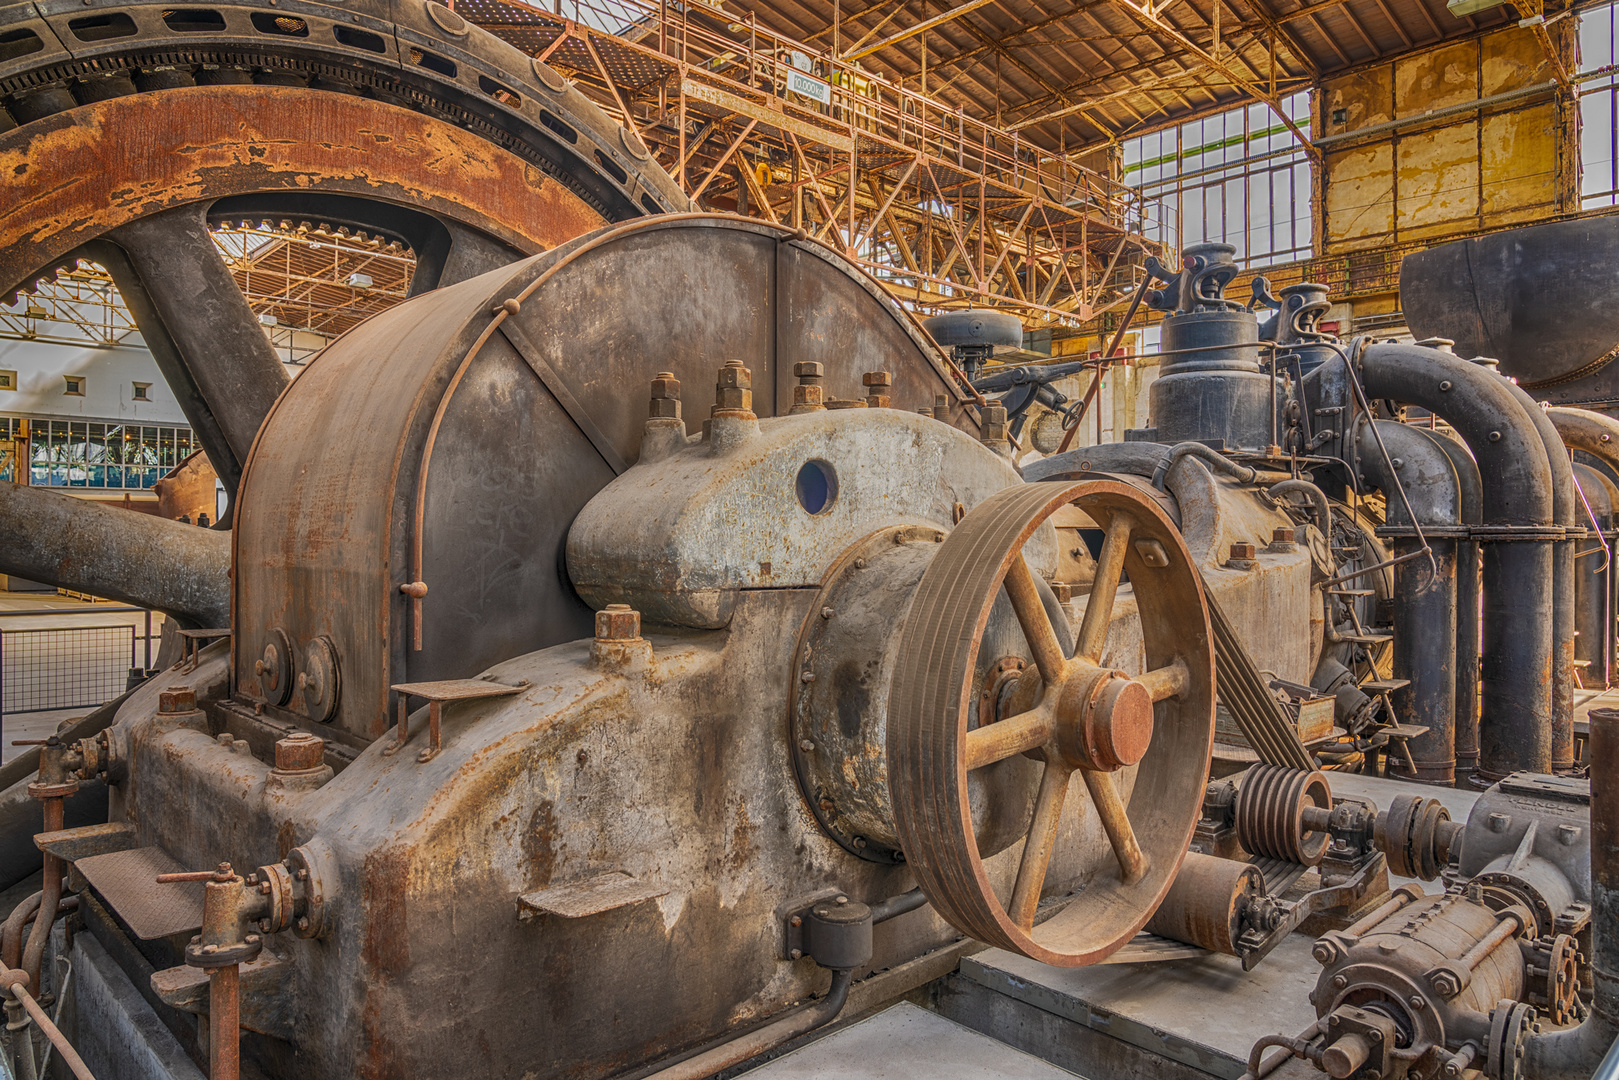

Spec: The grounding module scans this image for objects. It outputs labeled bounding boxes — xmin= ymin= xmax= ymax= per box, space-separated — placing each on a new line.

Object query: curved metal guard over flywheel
xmin=888 ymin=479 xmax=1216 ymax=966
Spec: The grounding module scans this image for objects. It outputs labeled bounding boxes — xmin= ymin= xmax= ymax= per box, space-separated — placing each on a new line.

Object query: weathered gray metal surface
xmin=744 ymin=1002 xmax=1082 ymax=1079
xmin=568 ymin=410 xmax=1030 ymax=627
xmin=948 ymin=937 xmax=1324 ymax=1080
xmin=1399 ymin=216 xmax=1619 ymax=402
xmin=63 ymin=930 xmax=207 ymax=1080
xmin=0 ymin=482 xmax=229 ymax=626
xmin=233 ymin=215 xmax=969 ymax=746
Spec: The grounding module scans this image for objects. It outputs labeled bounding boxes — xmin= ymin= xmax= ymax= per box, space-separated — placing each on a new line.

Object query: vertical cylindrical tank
xmin=1146 ymin=243 xmax=1279 ymax=452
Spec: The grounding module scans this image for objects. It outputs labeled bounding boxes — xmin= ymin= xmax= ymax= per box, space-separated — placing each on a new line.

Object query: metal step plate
xmin=76 ymin=846 xmax=205 ymax=940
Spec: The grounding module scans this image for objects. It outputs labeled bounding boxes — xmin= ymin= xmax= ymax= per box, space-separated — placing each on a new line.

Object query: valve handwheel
xmin=889 ymin=479 xmax=1216 ymax=965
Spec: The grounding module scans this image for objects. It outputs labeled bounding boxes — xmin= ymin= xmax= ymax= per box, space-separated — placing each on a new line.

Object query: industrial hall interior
xmin=2 ymin=0 xmax=1619 ymax=1073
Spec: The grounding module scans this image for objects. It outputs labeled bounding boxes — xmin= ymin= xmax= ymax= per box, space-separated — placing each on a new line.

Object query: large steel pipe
xmin=1501 ymin=381 xmax=1578 ymax=772
xmin=1358 ymin=343 xmax=1557 ymax=777
xmin=1548 ymin=408 xmax=1619 ymax=693
xmin=0 ymin=482 xmax=230 ymax=626
xmin=1358 ymin=420 xmax=1463 ymax=784
xmin=1572 ymin=463 xmax=1616 ymax=689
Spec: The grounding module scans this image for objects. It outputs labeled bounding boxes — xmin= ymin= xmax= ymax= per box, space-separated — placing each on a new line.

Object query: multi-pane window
xmin=1581 ymin=2 xmax=1619 ymax=208
xmin=1123 ymin=92 xmax=1313 ymax=267
xmin=24 ymin=419 xmax=194 ymax=489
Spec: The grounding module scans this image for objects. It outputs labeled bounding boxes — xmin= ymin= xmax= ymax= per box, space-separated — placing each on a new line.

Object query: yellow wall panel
xmin=1481 ymin=103 xmax=1559 ymax=222
xmin=1322 ymin=66 xmax=1395 ymax=138
xmin=1395 ymin=121 xmax=1480 ymax=231
xmin=1482 ymin=26 xmax=1555 ymax=95
xmin=1325 ymin=143 xmax=1395 ymax=250
xmin=1395 ymin=40 xmax=1479 ymax=115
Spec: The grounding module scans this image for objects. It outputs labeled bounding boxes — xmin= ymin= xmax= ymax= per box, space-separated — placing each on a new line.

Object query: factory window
xmin=63 ymin=375 xmax=84 ymax=396
xmin=132 ymin=381 xmax=151 ymax=401
xmin=1580 ymin=1 xmax=1619 ymax=208
xmin=0 ymin=370 xmax=14 ymax=391
xmin=1123 ymin=92 xmax=1313 ymax=268
xmin=28 ymin=419 xmax=194 ymax=489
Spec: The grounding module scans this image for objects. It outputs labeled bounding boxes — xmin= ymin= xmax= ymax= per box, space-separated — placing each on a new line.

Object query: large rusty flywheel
xmin=889 ymin=479 xmax=1217 ymax=966
xmin=0 ymin=0 xmax=688 ymax=507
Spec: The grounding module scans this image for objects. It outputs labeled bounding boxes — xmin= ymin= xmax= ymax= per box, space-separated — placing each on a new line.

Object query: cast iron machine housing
xmin=12 ymin=217 xmax=1242 ymax=1079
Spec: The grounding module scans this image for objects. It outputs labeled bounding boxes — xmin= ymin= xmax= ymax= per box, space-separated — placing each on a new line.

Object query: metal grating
xmin=77 ymin=847 xmax=206 ymax=941
xmin=0 ymin=624 xmax=134 ymax=714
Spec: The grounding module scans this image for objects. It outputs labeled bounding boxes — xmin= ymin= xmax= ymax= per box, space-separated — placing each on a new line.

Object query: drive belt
xmin=1204 ymin=584 xmax=1316 ymax=772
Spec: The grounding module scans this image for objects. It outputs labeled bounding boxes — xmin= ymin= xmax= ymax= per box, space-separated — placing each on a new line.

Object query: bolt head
xmin=1229 ymin=542 xmax=1257 ymax=560
xmin=790 ymin=915 xmax=802 ymax=927
xmin=650 ymin=373 xmax=681 ymax=399
xmin=594 ymin=604 xmax=641 ymax=642
xmin=790 ymin=948 xmax=802 ymax=959
xmin=246 ymin=934 xmax=261 ymax=944
xmin=836 ymin=896 xmax=848 ymax=904
xmin=295 ymin=868 xmax=309 ymax=881
xmin=202 ymin=944 xmax=218 ymax=954
xmin=1332 ymin=974 xmax=1348 ymax=989
xmin=716 ymin=360 xmax=752 ymax=390
xmin=793 ymin=361 xmax=824 ymax=380
xmin=799 ymin=739 xmax=815 ymax=752
xmin=1272 ymin=527 xmax=1295 ymax=543
xmin=296 ymin=916 xmax=311 ymax=931
xmin=862 ymin=370 xmax=893 ymax=388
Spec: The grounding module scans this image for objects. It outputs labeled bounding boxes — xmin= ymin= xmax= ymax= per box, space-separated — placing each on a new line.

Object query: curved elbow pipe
xmin=1547 ymin=406 xmax=1619 ymax=479
xmin=1358 ymin=342 xmax=1556 ymax=776
xmin=0 ymin=481 xmax=231 ymax=627
xmin=1267 ymin=479 xmax=1332 ymax=540
xmin=1150 ymin=441 xmax=1257 ymax=490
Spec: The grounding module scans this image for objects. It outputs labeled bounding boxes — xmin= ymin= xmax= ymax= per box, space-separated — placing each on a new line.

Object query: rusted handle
xmin=10 ymin=739 xmax=48 ymax=746
xmin=157 ymin=862 xmax=234 ymax=884
xmin=399 ymin=581 xmax=429 ymax=599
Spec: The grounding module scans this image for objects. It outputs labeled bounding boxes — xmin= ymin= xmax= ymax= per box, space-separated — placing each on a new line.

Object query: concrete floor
xmin=744 ymin=1003 xmax=1085 ymax=1078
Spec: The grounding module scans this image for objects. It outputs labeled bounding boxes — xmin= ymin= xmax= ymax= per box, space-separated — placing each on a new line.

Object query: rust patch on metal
xmin=0 ymin=85 xmax=607 ymax=294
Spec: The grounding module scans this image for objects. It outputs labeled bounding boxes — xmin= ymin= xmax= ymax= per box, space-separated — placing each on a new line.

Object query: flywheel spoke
xmin=1009 ymin=760 xmax=1074 ymax=930
xmin=964 ymin=707 xmax=1054 ymax=770
xmin=1075 ymin=513 xmax=1133 ymax=661
xmin=1003 ymin=554 xmax=1069 ymax=685
xmin=1081 ymin=769 xmax=1149 ymax=885
xmin=97 ymin=205 xmax=291 ymax=503
xmin=1138 ymin=659 xmax=1190 ymax=702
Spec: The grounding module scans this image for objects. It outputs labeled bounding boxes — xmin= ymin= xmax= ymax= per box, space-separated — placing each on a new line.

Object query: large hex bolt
xmin=791 ymin=362 xmax=826 ymax=413
xmin=649 ymin=371 xmax=682 ymax=419
xmin=933 ymin=394 xmax=951 ymax=420
xmin=595 ymin=604 xmax=642 ymax=642
xmin=980 ymin=402 xmax=1010 ymax=444
xmin=273 ymin=731 xmax=326 ymax=774
xmin=713 ymin=360 xmax=754 ymax=419
xmin=159 ymin=685 xmax=197 ymax=714
xmin=863 ymin=370 xmax=893 ymax=409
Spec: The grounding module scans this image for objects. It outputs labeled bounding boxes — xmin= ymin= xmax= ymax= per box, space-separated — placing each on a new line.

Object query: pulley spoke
xmin=1003 ymin=554 xmax=1069 ymax=685
xmin=1081 ymin=769 xmax=1149 ymax=885
xmin=1075 ymin=513 xmax=1133 ymax=661
xmin=1138 ymin=659 xmax=1190 ymax=703
xmin=1009 ymin=760 xmax=1074 ymax=930
xmin=964 ymin=707 xmax=1054 ymax=770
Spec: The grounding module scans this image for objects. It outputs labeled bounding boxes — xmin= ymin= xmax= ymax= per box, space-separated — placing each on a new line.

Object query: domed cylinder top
xmin=1146 ymin=244 xmax=1276 ymax=450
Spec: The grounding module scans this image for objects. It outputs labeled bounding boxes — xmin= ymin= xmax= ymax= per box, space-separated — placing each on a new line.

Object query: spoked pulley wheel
xmin=889 ymin=479 xmax=1216 ymax=966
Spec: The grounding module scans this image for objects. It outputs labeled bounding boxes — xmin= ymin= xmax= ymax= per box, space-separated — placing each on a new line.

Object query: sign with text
xmin=787 ymin=69 xmax=832 ymax=106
